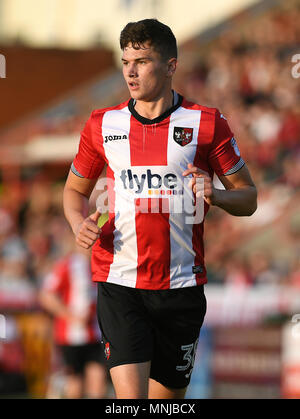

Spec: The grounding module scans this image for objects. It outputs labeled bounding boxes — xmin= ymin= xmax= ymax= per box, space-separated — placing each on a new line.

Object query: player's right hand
xmin=75 ymin=210 xmax=102 ymax=249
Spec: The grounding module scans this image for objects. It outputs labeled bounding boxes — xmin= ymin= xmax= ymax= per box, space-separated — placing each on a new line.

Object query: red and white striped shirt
xmin=43 ymin=253 xmax=99 ymax=345
xmin=72 ymin=93 xmax=244 ymax=290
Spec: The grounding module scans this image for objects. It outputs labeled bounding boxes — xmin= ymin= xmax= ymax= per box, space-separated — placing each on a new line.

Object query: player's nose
xmin=127 ymin=63 xmax=138 ymax=78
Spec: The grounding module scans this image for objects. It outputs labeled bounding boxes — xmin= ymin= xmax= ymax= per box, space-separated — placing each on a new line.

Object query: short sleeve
xmin=209 ymin=110 xmax=245 ymax=176
xmin=72 ymin=112 xmax=106 ymax=179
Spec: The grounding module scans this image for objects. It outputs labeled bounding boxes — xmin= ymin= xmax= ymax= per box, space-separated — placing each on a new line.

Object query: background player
xmin=39 ymin=234 xmax=108 ymax=399
xmin=63 ymin=19 xmax=257 ymax=399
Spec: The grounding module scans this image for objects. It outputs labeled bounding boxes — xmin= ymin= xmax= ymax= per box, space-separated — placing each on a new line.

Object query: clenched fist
xmin=182 ymin=163 xmax=217 ymax=206
xmin=75 ymin=210 xmax=102 ymax=249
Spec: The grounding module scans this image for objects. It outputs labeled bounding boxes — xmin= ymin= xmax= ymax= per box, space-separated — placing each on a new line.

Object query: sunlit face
xmin=122 ymin=42 xmax=176 ymax=102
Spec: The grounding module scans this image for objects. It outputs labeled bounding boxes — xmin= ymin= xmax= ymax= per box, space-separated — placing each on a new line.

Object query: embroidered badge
xmin=173 ymin=127 xmax=193 ymax=146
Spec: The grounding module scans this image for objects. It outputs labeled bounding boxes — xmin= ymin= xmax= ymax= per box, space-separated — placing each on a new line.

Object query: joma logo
xmin=104 ymin=134 xmax=128 ymax=143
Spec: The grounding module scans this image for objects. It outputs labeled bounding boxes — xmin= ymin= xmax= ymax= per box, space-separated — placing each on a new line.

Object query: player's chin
xmin=128 ymin=88 xmax=153 ymax=102
xmin=129 ymin=90 xmax=143 ymax=100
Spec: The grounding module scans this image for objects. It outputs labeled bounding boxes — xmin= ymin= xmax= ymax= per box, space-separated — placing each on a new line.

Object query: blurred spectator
xmin=247 ymin=252 xmax=282 ymax=286
xmin=223 ymin=256 xmax=253 ymax=288
xmin=289 ymin=260 xmax=300 ymax=288
xmin=0 ymin=209 xmax=36 ymax=309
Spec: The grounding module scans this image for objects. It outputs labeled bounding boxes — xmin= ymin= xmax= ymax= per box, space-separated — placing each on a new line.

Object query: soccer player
xmin=63 ymin=19 xmax=257 ymax=399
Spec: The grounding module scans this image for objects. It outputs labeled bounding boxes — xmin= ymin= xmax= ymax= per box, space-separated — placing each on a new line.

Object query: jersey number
xmin=176 ymin=338 xmax=198 ymax=379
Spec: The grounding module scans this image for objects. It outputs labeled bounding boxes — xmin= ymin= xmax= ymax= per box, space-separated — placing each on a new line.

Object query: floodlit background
xmin=0 ymin=0 xmax=299 ymax=399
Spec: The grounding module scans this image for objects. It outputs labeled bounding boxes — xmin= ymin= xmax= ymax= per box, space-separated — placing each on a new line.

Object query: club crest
xmin=173 ymin=127 xmax=193 ymax=146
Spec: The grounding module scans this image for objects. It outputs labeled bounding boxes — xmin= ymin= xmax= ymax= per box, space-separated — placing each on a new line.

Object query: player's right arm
xmin=63 ymin=171 xmax=101 ymax=249
xmin=64 ymin=111 xmax=106 ymax=249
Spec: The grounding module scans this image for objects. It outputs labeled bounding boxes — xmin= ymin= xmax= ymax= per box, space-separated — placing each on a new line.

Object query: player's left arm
xmin=183 ymin=109 xmax=257 ymax=216
xmin=216 ymin=164 xmax=257 ymax=216
xmin=183 ymin=163 xmax=257 ymax=216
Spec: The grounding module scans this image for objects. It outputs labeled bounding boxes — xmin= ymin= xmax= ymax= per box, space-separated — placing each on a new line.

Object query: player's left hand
xmin=182 ymin=163 xmax=217 ymax=205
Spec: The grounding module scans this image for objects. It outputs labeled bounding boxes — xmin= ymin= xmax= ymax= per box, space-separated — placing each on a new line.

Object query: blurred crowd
xmin=176 ymin=0 xmax=300 ymax=288
xmin=0 ymin=178 xmax=71 ymax=310
xmin=0 ymin=0 xmax=299 ymax=397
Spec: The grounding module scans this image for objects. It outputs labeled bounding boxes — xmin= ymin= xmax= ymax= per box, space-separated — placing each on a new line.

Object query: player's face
xmin=122 ymin=42 xmax=176 ymax=102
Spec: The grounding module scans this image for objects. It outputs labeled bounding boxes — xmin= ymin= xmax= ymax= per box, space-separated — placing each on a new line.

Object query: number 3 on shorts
xmin=176 ymin=338 xmax=199 ymax=379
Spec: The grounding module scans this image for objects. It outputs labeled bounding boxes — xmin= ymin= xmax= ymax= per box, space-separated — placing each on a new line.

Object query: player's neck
xmin=134 ymin=89 xmax=174 ymax=121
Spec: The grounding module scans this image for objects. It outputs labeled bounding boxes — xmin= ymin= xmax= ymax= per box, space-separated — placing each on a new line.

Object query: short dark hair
xmin=120 ymin=19 xmax=177 ymax=61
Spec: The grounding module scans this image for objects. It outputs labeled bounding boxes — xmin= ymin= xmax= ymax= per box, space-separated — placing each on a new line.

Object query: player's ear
xmin=167 ymin=58 xmax=177 ymax=77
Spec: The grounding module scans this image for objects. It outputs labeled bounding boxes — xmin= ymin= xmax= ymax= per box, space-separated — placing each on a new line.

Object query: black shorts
xmin=97 ymin=282 xmax=206 ymax=389
xmin=58 ymin=342 xmax=105 ymax=375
